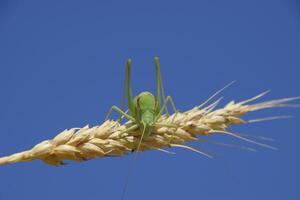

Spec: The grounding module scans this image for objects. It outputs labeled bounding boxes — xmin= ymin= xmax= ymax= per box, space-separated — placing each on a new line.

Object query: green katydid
xmin=105 ymin=57 xmax=178 ymax=151
xmin=104 ymin=57 xmax=181 ymax=200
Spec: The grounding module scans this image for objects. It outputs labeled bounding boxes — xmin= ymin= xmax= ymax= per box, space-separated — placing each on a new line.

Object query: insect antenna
xmin=120 ymin=124 xmax=147 ymax=200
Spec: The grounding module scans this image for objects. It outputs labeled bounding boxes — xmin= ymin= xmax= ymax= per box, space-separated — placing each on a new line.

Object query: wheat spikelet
xmin=0 ymin=93 xmax=299 ymax=166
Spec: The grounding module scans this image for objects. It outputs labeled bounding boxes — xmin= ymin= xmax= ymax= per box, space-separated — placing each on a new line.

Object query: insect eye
xmin=137 ymin=97 xmax=141 ymax=106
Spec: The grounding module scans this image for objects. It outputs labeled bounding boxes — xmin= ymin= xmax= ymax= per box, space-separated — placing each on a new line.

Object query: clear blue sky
xmin=0 ymin=1 xmax=300 ymax=200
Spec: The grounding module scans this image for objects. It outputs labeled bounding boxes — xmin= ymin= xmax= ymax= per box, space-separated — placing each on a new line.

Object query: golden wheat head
xmin=0 ymin=91 xmax=299 ymax=166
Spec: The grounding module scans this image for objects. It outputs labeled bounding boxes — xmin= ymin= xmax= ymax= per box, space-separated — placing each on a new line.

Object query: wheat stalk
xmin=0 ymin=92 xmax=299 ymax=166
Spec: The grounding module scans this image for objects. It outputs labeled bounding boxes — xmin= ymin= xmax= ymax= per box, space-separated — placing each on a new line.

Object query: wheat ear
xmin=0 ymin=93 xmax=299 ymax=166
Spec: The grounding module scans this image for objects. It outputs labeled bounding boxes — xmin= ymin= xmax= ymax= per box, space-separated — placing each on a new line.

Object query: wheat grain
xmin=0 ymin=93 xmax=299 ymax=166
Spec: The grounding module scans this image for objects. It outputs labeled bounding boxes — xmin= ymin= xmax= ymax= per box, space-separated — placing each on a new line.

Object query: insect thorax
xmin=136 ymin=91 xmax=156 ymax=112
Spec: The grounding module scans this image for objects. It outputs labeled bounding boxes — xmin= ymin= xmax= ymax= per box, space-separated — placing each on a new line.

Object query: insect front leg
xmin=154 ymin=96 xmax=180 ymax=146
xmin=105 ymin=105 xmax=136 ymax=122
xmin=154 ymin=96 xmax=178 ymax=122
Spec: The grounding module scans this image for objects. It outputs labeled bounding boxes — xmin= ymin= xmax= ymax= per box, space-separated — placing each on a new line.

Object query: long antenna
xmin=121 ymin=125 xmax=147 ymax=200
